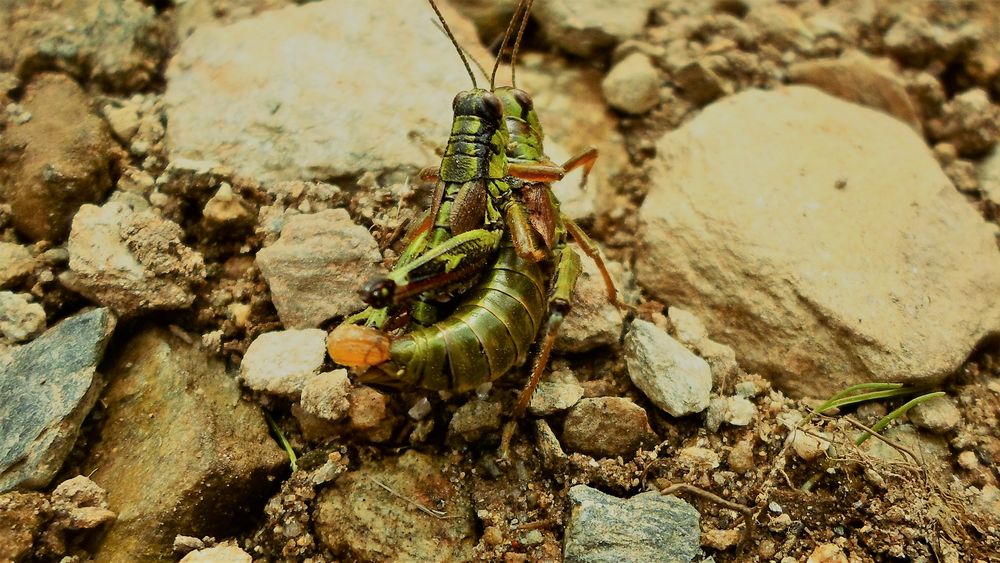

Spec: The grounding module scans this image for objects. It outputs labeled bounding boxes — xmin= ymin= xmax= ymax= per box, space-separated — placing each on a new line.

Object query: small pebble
xmin=240 ymin=329 xmax=327 ymax=398
xmin=448 ymin=400 xmax=503 ymax=443
xmin=528 ymin=381 xmax=585 ymax=416
xmin=602 ymin=53 xmax=661 ymax=115
xmin=727 ymin=440 xmax=754 ymax=474
xmin=705 ymin=396 xmax=757 ymax=431
xmin=806 ymin=542 xmax=848 ymax=563
xmin=0 ymin=291 xmax=46 ymax=342
xmin=300 ymin=369 xmax=352 ymax=422
xmin=791 ymin=428 xmax=830 ymax=462
xmin=907 ymin=395 xmax=961 ymax=434
xmin=957 ymin=450 xmax=979 ymax=470
xmin=348 ymin=385 xmax=394 ymax=442
xmin=562 ymin=397 xmax=657 ymax=458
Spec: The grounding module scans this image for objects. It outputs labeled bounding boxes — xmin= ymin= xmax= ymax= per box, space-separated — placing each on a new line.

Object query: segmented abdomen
xmin=388 ymin=241 xmax=547 ymax=391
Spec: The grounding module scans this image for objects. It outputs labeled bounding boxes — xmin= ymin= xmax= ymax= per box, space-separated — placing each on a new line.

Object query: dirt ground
xmin=1 ymin=0 xmax=1000 ymax=562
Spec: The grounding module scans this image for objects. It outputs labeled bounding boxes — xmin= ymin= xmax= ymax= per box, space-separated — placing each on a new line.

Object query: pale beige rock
xmin=256 ymin=209 xmax=384 ymax=329
xmin=0 ymin=292 xmax=45 ymax=343
xmin=637 ymin=87 xmax=1000 ymax=398
xmin=534 ymin=0 xmax=656 ymax=56
xmin=348 ymin=386 xmax=395 ymax=443
xmin=602 ymin=53 xmax=660 ymax=115
xmin=300 ymin=369 xmax=351 ymax=422
xmin=240 ymin=329 xmax=327 ymax=398
xmin=63 ymin=202 xmax=206 ymax=317
xmin=907 ymin=395 xmax=961 ymax=434
xmin=0 ymin=243 xmax=34 ymax=289
xmin=165 ymin=0 xmax=490 ymax=181
xmin=790 ymin=429 xmax=831 ymax=462
xmin=180 ymin=545 xmax=252 ymax=563
xmin=807 ymin=543 xmax=848 ymax=563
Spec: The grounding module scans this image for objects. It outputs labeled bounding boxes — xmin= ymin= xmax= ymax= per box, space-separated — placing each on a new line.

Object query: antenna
xmin=431 ymin=19 xmax=489 ymax=82
xmin=427 ymin=0 xmax=478 ymax=88
xmin=510 ymin=0 xmax=534 ymax=88
xmin=490 ymin=0 xmax=527 ymax=89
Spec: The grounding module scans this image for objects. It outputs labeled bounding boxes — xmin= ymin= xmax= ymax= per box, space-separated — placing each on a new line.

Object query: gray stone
xmin=0 ymin=0 xmax=167 ymax=92
xmin=0 ymin=308 xmax=115 ymax=492
xmin=0 ymin=292 xmax=46 ymax=343
xmin=0 ymin=74 xmax=115 ymax=241
xmin=165 ymin=0 xmax=490 ymax=181
xmin=636 ymin=87 xmax=1000 ymax=398
xmin=908 ymin=395 xmax=961 ymax=434
xmin=563 ymin=485 xmax=701 ymax=562
xmin=314 ymin=451 xmax=476 ymax=562
xmin=562 ymin=397 xmax=657 ymax=459
xmin=240 ymin=329 xmax=327 ymax=398
xmin=256 ymin=209 xmax=384 ymax=329
xmin=624 ymin=320 xmax=712 ymax=417
xmin=85 ymin=327 xmax=286 ymax=562
xmin=602 ymin=53 xmax=660 ymax=115
xmin=62 ymin=202 xmax=206 ymax=317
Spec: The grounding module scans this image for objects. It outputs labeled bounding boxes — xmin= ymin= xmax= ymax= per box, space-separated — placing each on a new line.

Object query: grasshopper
xmin=332 ymin=1 xmax=626 ymax=450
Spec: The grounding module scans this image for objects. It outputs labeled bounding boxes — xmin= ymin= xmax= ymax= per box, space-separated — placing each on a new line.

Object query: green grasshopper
xmin=331 ymin=0 xmax=624 ymax=453
xmin=348 ymin=0 xmax=565 ymax=329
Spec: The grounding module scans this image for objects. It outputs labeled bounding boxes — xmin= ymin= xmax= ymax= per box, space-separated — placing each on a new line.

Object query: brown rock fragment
xmin=0 ymin=74 xmax=115 ymax=241
xmin=85 ymin=327 xmax=285 ymax=562
xmin=788 ymin=52 xmax=920 ymax=130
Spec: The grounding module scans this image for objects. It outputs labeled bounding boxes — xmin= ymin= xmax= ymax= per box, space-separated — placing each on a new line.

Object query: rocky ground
xmin=1 ymin=0 xmax=1000 ymax=561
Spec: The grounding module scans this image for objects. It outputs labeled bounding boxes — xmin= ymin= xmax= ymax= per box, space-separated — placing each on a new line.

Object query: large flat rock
xmin=85 ymin=327 xmax=285 ymax=562
xmin=164 ymin=0 xmax=488 ymax=181
xmin=637 ymin=86 xmax=1000 ymax=398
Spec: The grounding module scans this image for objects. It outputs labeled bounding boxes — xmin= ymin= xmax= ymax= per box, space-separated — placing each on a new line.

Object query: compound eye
xmin=361 ymin=278 xmax=397 ymax=308
xmin=511 ymin=88 xmax=534 ymax=110
xmin=482 ymin=92 xmax=504 ymax=121
xmin=452 ymin=92 xmax=465 ymax=112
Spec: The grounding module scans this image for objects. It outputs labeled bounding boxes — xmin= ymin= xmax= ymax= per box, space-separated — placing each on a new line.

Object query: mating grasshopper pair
xmin=328 ymin=0 xmax=621 ymax=433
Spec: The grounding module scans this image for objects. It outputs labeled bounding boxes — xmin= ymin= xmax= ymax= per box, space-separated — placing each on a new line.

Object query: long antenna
xmin=490 ymin=0 xmax=527 ymax=90
xmin=510 ymin=0 xmax=534 ymax=88
xmin=431 ymin=19 xmax=489 ymax=81
xmin=427 ymin=0 xmax=478 ymax=88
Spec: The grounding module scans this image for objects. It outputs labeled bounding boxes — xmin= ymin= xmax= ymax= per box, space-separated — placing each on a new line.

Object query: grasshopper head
xmin=452 ymin=89 xmax=504 ymax=123
xmin=361 ymin=277 xmax=397 ymax=308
